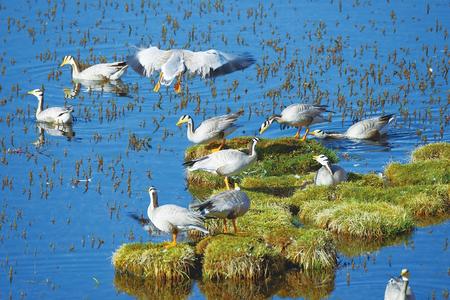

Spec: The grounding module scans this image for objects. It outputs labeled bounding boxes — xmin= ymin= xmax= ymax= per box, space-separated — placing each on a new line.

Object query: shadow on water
xmin=114 ymin=272 xmax=193 ymax=300
xmin=114 ymin=269 xmax=336 ymax=300
xmin=64 ymin=79 xmax=130 ymax=99
xmin=335 ymin=231 xmax=413 ymax=258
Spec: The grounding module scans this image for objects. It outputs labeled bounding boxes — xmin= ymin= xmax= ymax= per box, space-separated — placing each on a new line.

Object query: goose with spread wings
xmin=128 ymin=46 xmax=255 ymax=93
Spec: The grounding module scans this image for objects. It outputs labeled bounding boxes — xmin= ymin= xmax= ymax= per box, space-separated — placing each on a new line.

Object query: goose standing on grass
xmin=259 ymin=103 xmax=331 ymax=141
xmin=146 ymin=187 xmax=209 ymax=249
xmin=310 ymin=114 xmax=395 ymax=140
xmin=313 ymin=154 xmax=347 ymax=186
xmin=184 ymin=137 xmax=259 ymax=190
xmin=127 ymin=46 xmax=255 ymax=93
xmin=60 ymin=55 xmax=128 ymax=81
xmin=176 ymin=110 xmax=243 ymax=152
xmin=190 ymin=183 xmax=250 ymax=234
xmin=384 ymin=269 xmax=415 ymax=300
xmin=27 ymin=88 xmax=74 ymax=125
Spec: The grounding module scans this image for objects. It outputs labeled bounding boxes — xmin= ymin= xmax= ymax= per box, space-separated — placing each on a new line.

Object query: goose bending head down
xmin=27 ymin=88 xmax=74 ymax=125
xmin=190 ymin=183 xmax=250 ymax=233
xmin=310 ymin=114 xmax=395 ymax=140
xmin=146 ymin=187 xmax=209 ymax=249
xmin=60 ymin=55 xmax=128 ymax=81
xmin=127 ymin=46 xmax=255 ymax=94
xmin=313 ymin=154 xmax=347 ymax=186
xmin=184 ymin=137 xmax=259 ymax=190
xmin=259 ymin=104 xmax=331 ymax=141
xmin=384 ymin=269 xmax=415 ymax=300
xmin=176 ymin=110 xmax=243 ymax=152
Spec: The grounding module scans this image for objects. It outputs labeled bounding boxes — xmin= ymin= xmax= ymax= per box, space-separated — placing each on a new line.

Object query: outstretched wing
xmin=183 ymin=50 xmax=255 ymax=78
xmin=127 ymin=46 xmax=172 ymax=77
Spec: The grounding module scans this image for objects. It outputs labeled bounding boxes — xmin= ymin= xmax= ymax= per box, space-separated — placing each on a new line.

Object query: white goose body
xmin=313 ymin=154 xmax=347 ymax=186
xmin=184 ymin=138 xmax=259 ymax=177
xmin=384 ymin=269 xmax=415 ymax=300
xmin=28 ymin=89 xmax=73 ymax=125
xmin=177 ymin=111 xmax=243 ymax=145
xmin=61 ymin=55 xmax=128 ymax=81
xmin=311 ymin=114 xmax=395 ymax=140
xmin=146 ymin=187 xmax=208 ymax=236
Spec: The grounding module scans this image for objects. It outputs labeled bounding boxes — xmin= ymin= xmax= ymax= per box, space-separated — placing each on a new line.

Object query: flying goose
xmin=128 ymin=46 xmax=255 ymax=93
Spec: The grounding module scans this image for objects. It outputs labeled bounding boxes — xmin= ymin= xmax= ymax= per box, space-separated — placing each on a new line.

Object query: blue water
xmin=0 ymin=0 xmax=448 ymax=299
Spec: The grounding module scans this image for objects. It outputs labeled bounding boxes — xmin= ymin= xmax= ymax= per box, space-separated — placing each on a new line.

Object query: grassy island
xmin=112 ymin=139 xmax=449 ymax=292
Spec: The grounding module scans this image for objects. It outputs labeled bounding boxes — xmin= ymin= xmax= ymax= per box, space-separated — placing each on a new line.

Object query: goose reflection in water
xmin=34 ymin=123 xmax=76 ymax=147
xmin=64 ymin=79 xmax=129 ymax=99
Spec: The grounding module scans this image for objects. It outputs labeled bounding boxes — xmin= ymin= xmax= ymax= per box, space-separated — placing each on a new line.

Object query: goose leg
xmin=164 ymin=230 xmax=178 ymax=249
xmin=224 ymin=177 xmax=231 ymax=190
xmin=223 ymin=219 xmax=228 ymax=233
xmin=174 ymin=73 xmax=182 ymax=94
xmin=231 ymin=219 xmax=239 ymax=234
xmin=211 ymin=138 xmax=226 ymax=153
xmin=301 ymin=128 xmax=310 ymax=141
xmin=153 ymin=72 xmax=163 ymax=92
xmin=294 ymin=127 xmax=302 ymax=139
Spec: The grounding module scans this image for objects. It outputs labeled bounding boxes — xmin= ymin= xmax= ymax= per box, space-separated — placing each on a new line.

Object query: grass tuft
xmin=411 ymin=142 xmax=450 ymax=162
xmin=385 ymin=160 xmax=449 ymax=186
xmin=202 ymin=235 xmax=285 ymax=281
xmin=300 ymin=201 xmax=414 ymax=239
xmin=112 ymin=243 xmax=198 ymax=282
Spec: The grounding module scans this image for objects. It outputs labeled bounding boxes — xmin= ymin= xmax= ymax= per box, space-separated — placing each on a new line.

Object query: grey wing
xmin=184 ymin=49 xmax=255 ymax=78
xmin=187 ymin=149 xmax=245 ymax=173
xmin=82 ymin=62 xmax=127 ymax=79
xmin=331 ymin=165 xmax=347 ymax=183
xmin=346 ymin=114 xmax=394 ymax=138
xmin=127 ymin=46 xmax=172 ymax=77
xmin=39 ymin=107 xmax=73 ymax=122
xmin=282 ymin=104 xmax=327 ymax=123
xmin=161 ymin=205 xmax=208 ymax=233
xmin=196 ymin=112 xmax=243 ymax=138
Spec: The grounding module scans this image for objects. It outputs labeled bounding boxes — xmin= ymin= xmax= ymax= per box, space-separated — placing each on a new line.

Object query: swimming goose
xmin=184 ymin=137 xmax=259 ymax=190
xmin=27 ymin=89 xmax=74 ymax=125
xmin=310 ymin=114 xmax=394 ymax=140
xmin=190 ymin=183 xmax=250 ymax=233
xmin=176 ymin=110 xmax=243 ymax=152
xmin=60 ymin=55 xmax=128 ymax=81
xmin=259 ymin=104 xmax=331 ymax=141
xmin=384 ymin=269 xmax=415 ymax=300
xmin=313 ymin=154 xmax=347 ymax=186
xmin=128 ymin=46 xmax=255 ymax=93
xmin=146 ymin=187 xmax=209 ymax=249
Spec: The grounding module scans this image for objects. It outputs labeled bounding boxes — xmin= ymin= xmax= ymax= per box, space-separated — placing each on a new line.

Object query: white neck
xmin=250 ymin=140 xmax=258 ymax=157
xmin=69 ymin=60 xmax=81 ymax=77
xmin=36 ymin=95 xmax=44 ymax=117
xmin=401 ymin=278 xmax=409 ymax=298
xmin=186 ymin=119 xmax=195 ymax=140
xmin=148 ymin=191 xmax=158 ymax=213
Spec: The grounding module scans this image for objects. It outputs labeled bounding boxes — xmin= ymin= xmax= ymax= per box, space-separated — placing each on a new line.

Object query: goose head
xmin=176 ymin=115 xmax=192 ymax=127
xmin=60 ymin=55 xmax=76 ymax=67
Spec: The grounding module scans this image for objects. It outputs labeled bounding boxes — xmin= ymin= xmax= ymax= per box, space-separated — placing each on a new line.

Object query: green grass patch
xmin=411 ymin=142 xmax=450 ymax=162
xmin=385 ymin=160 xmax=449 ymax=186
xmin=201 ymin=235 xmax=285 ymax=280
xmin=299 ymin=201 xmax=414 ymax=239
xmin=112 ymin=243 xmax=198 ymax=282
xmin=186 ymin=137 xmax=337 ymax=189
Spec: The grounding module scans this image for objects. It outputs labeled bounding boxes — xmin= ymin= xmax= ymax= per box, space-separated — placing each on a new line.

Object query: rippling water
xmin=0 ymin=0 xmax=448 ymax=299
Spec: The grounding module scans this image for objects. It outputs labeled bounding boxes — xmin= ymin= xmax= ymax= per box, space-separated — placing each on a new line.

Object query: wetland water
xmin=0 ymin=0 xmax=448 ymax=299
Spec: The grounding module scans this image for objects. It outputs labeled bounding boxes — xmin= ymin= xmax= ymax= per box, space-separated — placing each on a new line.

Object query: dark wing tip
xmin=208 ymin=53 xmax=256 ymax=78
xmin=127 ymin=54 xmax=146 ymax=77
